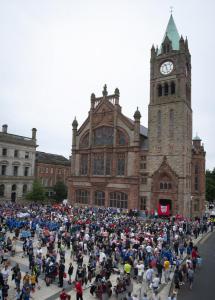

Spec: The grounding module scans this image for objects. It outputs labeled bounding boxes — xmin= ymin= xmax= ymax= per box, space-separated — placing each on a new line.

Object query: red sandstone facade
xmin=67 ymin=15 xmax=206 ymax=218
xmin=35 ymin=152 xmax=70 ymax=197
xmin=67 ymin=85 xmax=205 ymax=217
xmin=68 ymin=86 xmax=146 ymax=210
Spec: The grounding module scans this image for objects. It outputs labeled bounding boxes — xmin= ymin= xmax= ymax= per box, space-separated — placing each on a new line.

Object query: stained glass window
xmin=94 ymin=191 xmax=105 ymax=206
xmin=117 ymin=153 xmax=125 ymax=176
xmin=117 ymin=130 xmax=127 ymax=145
xmin=75 ymin=190 xmax=89 ymax=204
xmin=109 ymin=192 xmax=128 ymax=209
xmin=160 ymin=181 xmax=172 ymax=190
xmin=93 ymin=153 xmax=104 ymax=175
xmin=93 ymin=126 xmax=114 ymax=146
xmin=80 ymin=133 xmax=89 ymax=148
xmin=105 ymin=153 xmax=112 ymax=175
xmin=80 ymin=154 xmax=88 ymax=175
xmin=140 ymin=196 xmax=147 ymax=210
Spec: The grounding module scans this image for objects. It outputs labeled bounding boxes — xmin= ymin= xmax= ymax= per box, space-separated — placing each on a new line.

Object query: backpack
xmin=188 ymin=269 xmax=194 ymax=279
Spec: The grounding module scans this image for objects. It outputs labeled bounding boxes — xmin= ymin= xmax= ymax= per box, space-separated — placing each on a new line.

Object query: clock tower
xmin=148 ymin=14 xmax=192 ymax=217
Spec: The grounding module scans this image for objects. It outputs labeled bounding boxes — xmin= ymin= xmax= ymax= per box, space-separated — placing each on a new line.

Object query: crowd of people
xmin=0 ymin=203 xmax=211 ymax=300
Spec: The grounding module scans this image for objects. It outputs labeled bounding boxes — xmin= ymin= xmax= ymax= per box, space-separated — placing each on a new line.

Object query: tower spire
xmin=158 ymin=14 xmax=180 ymax=54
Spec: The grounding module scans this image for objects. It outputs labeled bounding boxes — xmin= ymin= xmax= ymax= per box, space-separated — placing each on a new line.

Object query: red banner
xmin=158 ymin=204 xmax=170 ymax=216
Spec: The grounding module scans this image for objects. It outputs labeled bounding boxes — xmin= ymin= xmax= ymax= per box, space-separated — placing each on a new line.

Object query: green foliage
xmin=26 ymin=179 xmax=46 ymax=201
xmin=206 ymin=169 xmax=215 ymax=202
xmin=53 ymin=181 xmax=67 ymax=202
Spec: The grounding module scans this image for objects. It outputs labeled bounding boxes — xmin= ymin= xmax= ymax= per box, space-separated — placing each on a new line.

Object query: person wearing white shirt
xmin=137 ymin=261 xmax=145 ymax=283
xmin=152 ymin=274 xmax=160 ymax=291
xmin=146 ymin=245 xmax=152 ymax=254
xmin=145 ymin=267 xmax=154 ymax=287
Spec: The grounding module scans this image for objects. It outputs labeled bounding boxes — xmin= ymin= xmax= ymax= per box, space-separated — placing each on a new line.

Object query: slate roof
xmin=36 ymin=151 xmax=70 ymax=166
xmin=126 ymin=117 xmax=148 ymax=137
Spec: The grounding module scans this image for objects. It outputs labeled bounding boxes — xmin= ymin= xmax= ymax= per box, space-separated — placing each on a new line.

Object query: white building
xmin=0 ymin=124 xmax=37 ymax=202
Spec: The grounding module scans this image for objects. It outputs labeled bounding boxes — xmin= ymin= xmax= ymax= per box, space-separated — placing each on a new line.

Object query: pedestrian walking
xmin=75 ymin=280 xmax=83 ymax=300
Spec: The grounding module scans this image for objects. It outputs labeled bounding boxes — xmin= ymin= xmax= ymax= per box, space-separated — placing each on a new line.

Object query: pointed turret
xmin=134 ymin=107 xmax=141 ymax=120
xmin=185 ymin=37 xmax=189 ymax=51
xmin=179 ymin=35 xmax=185 ymax=51
xmin=133 ymin=107 xmax=141 ymax=144
xmin=151 ymin=44 xmax=156 ymax=58
xmin=158 ymin=14 xmax=180 ymax=54
xmin=72 ymin=117 xmax=78 ymax=129
xmin=72 ymin=117 xmax=78 ymax=152
xmin=102 ymin=84 xmax=108 ymax=97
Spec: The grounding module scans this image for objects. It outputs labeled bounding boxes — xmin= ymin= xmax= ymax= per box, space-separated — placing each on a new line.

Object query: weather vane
xmin=170 ymin=6 xmax=173 ymax=14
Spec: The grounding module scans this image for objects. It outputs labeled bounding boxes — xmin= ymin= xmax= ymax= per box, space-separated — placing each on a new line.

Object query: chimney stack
xmin=32 ymin=128 xmax=37 ymax=140
xmin=2 ymin=124 xmax=8 ymax=133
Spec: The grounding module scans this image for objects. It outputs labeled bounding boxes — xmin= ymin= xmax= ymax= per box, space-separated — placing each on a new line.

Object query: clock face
xmin=160 ymin=61 xmax=174 ymax=75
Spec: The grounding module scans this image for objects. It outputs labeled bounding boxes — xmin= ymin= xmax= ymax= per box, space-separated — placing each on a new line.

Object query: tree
xmin=26 ymin=179 xmax=46 ymax=201
xmin=206 ymin=169 xmax=215 ymax=202
xmin=53 ymin=181 xmax=68 ymax=202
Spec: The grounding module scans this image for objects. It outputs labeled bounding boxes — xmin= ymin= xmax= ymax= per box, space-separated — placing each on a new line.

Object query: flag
xmin=158 ymin=204 xmax=170 ymax=216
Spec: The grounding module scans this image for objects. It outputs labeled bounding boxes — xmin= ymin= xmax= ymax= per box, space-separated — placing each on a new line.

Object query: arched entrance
xmin=151 ymin=156 xmax=179 ymax=217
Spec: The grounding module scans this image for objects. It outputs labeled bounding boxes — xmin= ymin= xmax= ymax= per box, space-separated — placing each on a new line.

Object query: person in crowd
xmin=0 ymin=203 xmax=208 ymax=299
xmin=75 ymin=280 xmax=83 ymax=300
xmin=60 ymin=288 xmax=71 ymax=300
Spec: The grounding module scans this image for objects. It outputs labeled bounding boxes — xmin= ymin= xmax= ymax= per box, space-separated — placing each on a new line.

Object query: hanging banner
xmin=158 ymin=204 xmax=170 ymax=216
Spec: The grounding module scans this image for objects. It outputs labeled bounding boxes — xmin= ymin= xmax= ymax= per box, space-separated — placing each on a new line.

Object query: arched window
xmin=117 ymin=129 xmax=128 ymax=146
xmin=164 ymin=183 xmax=168 ymax=189
xmin=80 ymin=154 xmax=88 ymax=175
xmin=117 ymin=153 xmax=125 ymax=176
xmin=164 ymin=83 xmax=169 ymax=96
xmin=0 ymin=184 xmax=5 ymax=197
xmin=75 ymin=190 xmax=89 ymax=204
xmin=157 ymin=110 xmax=161 ymax=137
xmin=169 ymin=109 xmax=174 ymax=138
xmin=94 ymin=191 xmax=105 ymax=206
xmin=160 ymin=182 xmax=164 ymax=189
xmin=157 ymin=84 xmax=162 ymax=97
xmin=109 ymin=192 xmax=128 ymax=209
xmin=80 ymin=133 xmax=89 ymax=148
xmin=171 ymin=82 xmax=175 ymax=94
xmin=93 ymin=126 xmax=114 ymax=146
xmin=23 ymin=184 xmax=27 ymax=194
xmin=12 ymin=184 xmax=17 ymax=191
xmin=93 ymin=153 xmax=104 ymax=175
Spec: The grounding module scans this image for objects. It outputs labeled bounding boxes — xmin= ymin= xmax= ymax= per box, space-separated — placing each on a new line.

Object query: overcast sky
xmin=0 ymin=0 xmax=214 ymax=170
